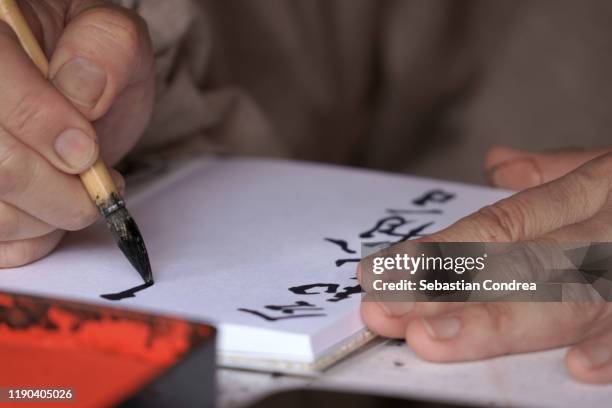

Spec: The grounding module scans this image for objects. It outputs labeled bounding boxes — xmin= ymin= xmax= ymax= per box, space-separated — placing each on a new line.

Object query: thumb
xmin=48 ymin=2 xmax=153 ymax=121
xmin=484 ymin=145 xmax=612 ymax=191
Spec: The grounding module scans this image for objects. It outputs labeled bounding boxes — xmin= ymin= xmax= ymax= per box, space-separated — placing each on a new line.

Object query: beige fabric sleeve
xmin=109 ymin=0 xmax=516 ymax=180
xmin=113 ymin=0 xmax=612 ymax=184
xmin=113 ymin=0 xmax=288 ymax=164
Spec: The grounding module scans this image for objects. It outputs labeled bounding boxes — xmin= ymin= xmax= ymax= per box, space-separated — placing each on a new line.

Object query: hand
xmin=360 ymin=146 xmax=612 ymax=384
xmin=0 ymin=0 xmax=154 ymax=267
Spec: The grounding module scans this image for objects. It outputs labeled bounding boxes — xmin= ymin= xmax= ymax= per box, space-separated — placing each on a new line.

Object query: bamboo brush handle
xmin=0 ymin=0 xmax=119 ymax=206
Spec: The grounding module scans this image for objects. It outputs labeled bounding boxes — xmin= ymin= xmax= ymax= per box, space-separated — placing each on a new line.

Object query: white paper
xmin=0 ymin=158 xmax=509 ymax=372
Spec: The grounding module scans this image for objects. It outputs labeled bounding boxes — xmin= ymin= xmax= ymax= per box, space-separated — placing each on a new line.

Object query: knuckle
xmin=0 ymin=241 xmax=37 ymax=268
xmin=65 ymin=204 xmax=99 ymax=231
xmin=473 ymin=200 xmax=526 ymax=242
xmin=0 ymin=232 xmax=62 ymax=268
xmin=482 ymin=303 xmax=516 ymax=349
xmin=87 ymin=9 xmax=145 ymax=65
xmin=517 ymin=241 xmax=553 ymax=280
xmin=575 ymin=165 xmax=600 ymax=187
xmin=0 ymin=138 xmax=27 ymax=197
xmin=573 ymin=155 xmax=612 ymax=213
xmin=564 ymin=167 xmax=606 ymax=212
xmin=0 ymin=203 xmax=17 ymax=239
xmin=577 ymin=153 xmax=612 ymax=188
xmin=3 ymin=90 xmax=49 ymax=138
xmin=589 ymin=152 xmax=612 ymax=174
xmin=573 ymin=302 xmax=612 ymax=339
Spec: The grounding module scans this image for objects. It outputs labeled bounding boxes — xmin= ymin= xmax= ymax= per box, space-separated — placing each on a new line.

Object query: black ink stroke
xmin=399 ymin=221 xmax=435 ymax=242
xmin=386 ymin=209 xmax=443 ymax=215
xmin=326 ymin=284 xmax=362 ymax=302
xmin=335 ymin=258 xmax=360 ymax=267
xmin=289 ymin=283 xmax=340 ymax=295
xmin=265 ymin=301 xmax=324 ymax=314
xmin=324 ymin=238 xmax=357 ymax=254
xmin=412 ymin=189 xmax=455 ymax=206
xmin=100 ymin=281 xmax=155 ymax=301
xmin=360 ymin=216 xmax=434 ymax=242
xmin=359 ymin=216 xmax=407 ymax=239
xmin=238 ymin=306 xmax=326 ymax=321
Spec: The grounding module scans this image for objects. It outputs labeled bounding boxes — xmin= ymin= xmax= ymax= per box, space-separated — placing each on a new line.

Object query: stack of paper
xmin=0 ymin=158 xmax=509 ymax=374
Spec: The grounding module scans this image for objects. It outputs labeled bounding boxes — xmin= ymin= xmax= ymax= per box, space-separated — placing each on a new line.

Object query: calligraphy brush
xmin=0 ymin=0 xmax=153 ymax=283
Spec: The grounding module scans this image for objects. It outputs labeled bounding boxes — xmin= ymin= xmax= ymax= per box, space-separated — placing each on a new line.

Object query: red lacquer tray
xmin=0 ymin=290 xmax=216 ymax=408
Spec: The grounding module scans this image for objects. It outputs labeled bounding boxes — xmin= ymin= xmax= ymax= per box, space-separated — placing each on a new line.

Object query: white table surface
xmin=217 ymin=338 xmax=612 ymax=408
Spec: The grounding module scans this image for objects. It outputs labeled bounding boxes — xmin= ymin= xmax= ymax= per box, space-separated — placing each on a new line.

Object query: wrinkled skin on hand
xmin=360 ymin=146 xmax=612 ymax=384
xmin=0 ymin=0 xmax=154 ymax=267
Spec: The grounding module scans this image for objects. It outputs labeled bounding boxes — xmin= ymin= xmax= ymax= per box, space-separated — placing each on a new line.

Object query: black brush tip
xmin=103 ymin=201 xmax=153 ymax=284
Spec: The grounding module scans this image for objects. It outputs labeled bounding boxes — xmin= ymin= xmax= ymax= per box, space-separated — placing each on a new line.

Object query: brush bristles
xmin=104 ymin=206 xmax=153 ymax=283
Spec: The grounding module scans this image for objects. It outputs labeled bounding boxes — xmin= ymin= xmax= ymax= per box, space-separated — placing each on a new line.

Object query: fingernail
xmin=378 ymin=302 xmax=415 ymax=317
xmin=422 ymin=316 xmax=461 ymax=340
xmin=54 ymin=129 xmax=97 ymax=171
xmin=575 ymin=344 xmax=611 ymax=369
xmin=53 ymin=58 xmax=107 ymax=109
xmin=488 ymin=159 xmax=542 ymax=189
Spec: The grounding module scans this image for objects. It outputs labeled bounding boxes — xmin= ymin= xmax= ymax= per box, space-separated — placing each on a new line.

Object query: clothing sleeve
xmin=108 ymin=0 xmax=393 ymax=169
xmin=113 ymin=0 xmax=512 ymax=180
xmin=113 ymin=1 xmax=612 ymax=184
xmin=111 ymin=0 xmax=290 ymax=164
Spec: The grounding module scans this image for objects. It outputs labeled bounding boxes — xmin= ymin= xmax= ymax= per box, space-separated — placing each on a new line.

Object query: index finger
xmin=0 ymin=20 xmax=99 ymax=174
xmin=422 ymin=153 xmax=612 ymax=243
